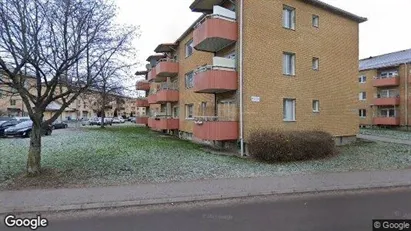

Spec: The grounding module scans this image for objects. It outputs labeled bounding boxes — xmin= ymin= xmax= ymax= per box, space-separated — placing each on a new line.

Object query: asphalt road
xmin=2 ymin=187 xmax=411 ymax=231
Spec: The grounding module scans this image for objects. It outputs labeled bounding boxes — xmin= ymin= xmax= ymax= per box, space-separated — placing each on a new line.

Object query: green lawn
xmin=1 ymin=125 xmax=410 ymax=190
xmin=360 ymin=128 xmax=411 ymax=140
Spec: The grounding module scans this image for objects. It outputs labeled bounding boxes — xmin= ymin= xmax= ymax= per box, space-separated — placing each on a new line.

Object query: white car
xmin=112 ymin=117 xmax=121 ymax=123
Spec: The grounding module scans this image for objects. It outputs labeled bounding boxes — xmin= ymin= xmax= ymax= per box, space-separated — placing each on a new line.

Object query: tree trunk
xmin=100 ymin=110 xmax=105 ymax=128
xmin=27 ymin=122 xmax=42 ymax=176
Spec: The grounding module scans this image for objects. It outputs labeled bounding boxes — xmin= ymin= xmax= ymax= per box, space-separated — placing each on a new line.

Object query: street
xmin=2 ymin=187 xmax=411 ymax=231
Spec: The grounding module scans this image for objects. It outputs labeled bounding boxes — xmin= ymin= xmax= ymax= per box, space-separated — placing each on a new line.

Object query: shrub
xmin=248 ymin=130 xmax=337 ymax=163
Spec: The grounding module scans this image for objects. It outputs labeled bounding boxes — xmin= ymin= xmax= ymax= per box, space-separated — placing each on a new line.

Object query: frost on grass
xmin=360 ymin=128 xmax=411 ymax=140
xmin=1 ymin=126 xmax=411 ymax=189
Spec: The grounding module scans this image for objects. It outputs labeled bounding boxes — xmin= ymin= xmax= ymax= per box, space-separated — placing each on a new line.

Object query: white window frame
xmin=185 ymin=71 xmax=194 ymax=89
xmin=283 ymin=52 xmax=296 ymax=76
xmin=359 ymin=92 xmax=366 ymax=101
xmin=379 ymin=108 xmax=396 ymax=117
xmin=200 ymin=102 xmax=207 ymax=116
xmin=283 ymin=5 xmax=296 ymax=30
xmin=359 ymin=109 xmax=366 ymax=118
xmin=173 ymin=106 xmax=179 ymax=118
xmin=312 ymin=15 xmax=319 ymax=28
xmin=283 ymin=98 xmax=296 ymax=121
xmin=185 ymin=39 xmax=194 ymax=58
xmin=312 ymin=100 xmax=320 ymax=112
xmin=185 ymin=104 xmax=194 ymax=120
xmin=359 ymin=75 xmax=366 ymax=83
xmin=312 ymin=57 xmax=319 ymax=71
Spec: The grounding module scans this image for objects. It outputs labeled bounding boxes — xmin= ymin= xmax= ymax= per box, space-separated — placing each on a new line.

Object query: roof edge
xmin=299 ymin=0 xmax=367 ymax=23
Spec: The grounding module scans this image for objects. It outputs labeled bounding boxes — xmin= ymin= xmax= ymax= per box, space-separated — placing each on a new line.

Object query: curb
xmin=2 ymin=182 xmax=411 ymax=214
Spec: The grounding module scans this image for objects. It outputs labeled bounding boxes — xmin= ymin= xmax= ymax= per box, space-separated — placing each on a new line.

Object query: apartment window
xmin=312 ymin=57 xmax=319 ymax=71
xmin=185 ymin=104 xmax=193 ymax=119
xmin=10 ymin=99 xmax=16 ymax=106
xmin=359 ymin=109 xmax=366 ymax=118
xmin=312 ymin=100 xmax=320 ymax=112
xmin=283 ymin=5 xmax=295 ymax=30
xmin=359 ymin=92 xmax=367 ymax=100
xmin=173 ymin=106 xmax=179 ymax=118
xmin=380 ymin=108 xmax=396 ymax=117
xmin=200 ymin=102 xmax=207 ymax=116
xmin=185 ymin=39 xmax=194 ymax=57
xmin=283 ymin=98 xmax=296 ymax=121
xmin=0 ymin=91 xmax=2 ymax=98
xmin=359 ymin=75 xmax=366 ymax=83
xmin=312 ymin=15 xmax=319 ymax=28
xmin=283 ymin=52 xmax=296 ymax=76
xmin=185 ymin=71 xmax=194 ymax=89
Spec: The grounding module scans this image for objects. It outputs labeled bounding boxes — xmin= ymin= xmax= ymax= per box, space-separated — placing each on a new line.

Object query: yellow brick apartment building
xmin=358 ymin=49 xmax=411 ymax=127
xmin=135 ymin=0 xmax=367 ymax=154
xmin=0 ymin=76 xmax=138 ymax=120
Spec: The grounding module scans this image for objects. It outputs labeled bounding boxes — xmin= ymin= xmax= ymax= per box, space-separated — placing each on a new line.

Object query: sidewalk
xmin=1 ymin=169 xmax=410 ymax=214
xmin=357 ymin=134 xmax=411 ymax=145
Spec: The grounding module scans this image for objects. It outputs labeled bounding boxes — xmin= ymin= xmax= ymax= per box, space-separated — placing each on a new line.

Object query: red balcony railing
xmin=154 ymin=59 xmax=179 ymax=81
xmin=147 ymin=69 xmax=157 ymax=82
xmin=373 ymin=97 xmax=400 ymax=106
xmin=193 ymin=15 xmax=238 ymax=53
xmin=136 ymin=81 xmax=150 ymax=91
xmin=373 ymin=76 xmax=400 ymax=87
xmin=136 ymin=98 xmax=149 ymax=107
xmin=193 ymin=65 xmax=237 ymax=93
xmin=135 ymin=116 xmax=148 ymax=125
xmin=373 ymin=117 xmax=400 ymax=125
xmin=148 ymin=117 xmax=179 ymax=130
xmin=147 ymin=95 xmax=157 ymax=104
xmin=193 ymin=116 xmax=238 ymax=141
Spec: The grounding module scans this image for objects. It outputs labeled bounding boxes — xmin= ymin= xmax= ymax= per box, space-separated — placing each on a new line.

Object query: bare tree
xmin=92 ymin=59 xmax=135 ymax=128
xmin=0 ymin=0 xmax=138 ymax=176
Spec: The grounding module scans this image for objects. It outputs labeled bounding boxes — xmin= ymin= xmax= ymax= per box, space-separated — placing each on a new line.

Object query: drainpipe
xmin=239 ymin=0 xmax=245 ymax=156
xmin=405 ymin=63 xmax=409 ymax=128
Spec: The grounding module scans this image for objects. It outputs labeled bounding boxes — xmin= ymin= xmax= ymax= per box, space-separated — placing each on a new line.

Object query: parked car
xmin=0 ymin=120 xmax=21 ymax=137
xmin=112 ymin=117 xmax=125 ymax=124
xmin=4 ymin=120 xmax=52 ymax=138
xmin=52 ymin=120 xmax=68 ymax=129
xmin=129 ymin=117 xmax=136 ymax=123
xmin=89 ymin=117 xmax=113 ymax=126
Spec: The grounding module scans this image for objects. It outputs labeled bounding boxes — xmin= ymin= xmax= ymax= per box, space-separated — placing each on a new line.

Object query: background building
xmin=358 ymin=49 xmax=411 ymax=127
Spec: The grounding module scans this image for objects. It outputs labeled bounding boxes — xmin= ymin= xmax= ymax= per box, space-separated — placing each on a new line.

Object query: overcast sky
xmin=116 ymin=0 xmax=411 ymax=94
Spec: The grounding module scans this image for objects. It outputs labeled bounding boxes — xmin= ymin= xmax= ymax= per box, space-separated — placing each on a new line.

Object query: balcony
xmin=147 ymin=94 xmax=157 ymax=104
xmin=154 ymin=82 xmax=179 ymax=103
xmin=136 ymin=98 xmax=149 ymax=107
xmin=373 ymin=117 xmax=400 ymax=126
xmin=373 ymin=97 xmax=400 ymax=106
xmin=148 ymin=117 xmax=156 ymax=128
xmin=136 ymin=81 xmax=150 ymax=91
xmin=135 ymin=116 xmax=148 ymax=125
xmin=193 ymin=117 xmax=238 ymax=141
xmin=193 ymin=7 xmax=237 ymax=52
xmin=148 ymin=117 xmax=179 ymax=130
xmin=373 ymin=76 xmax=400 ymax=87
xmin=147 ymin=69 xmax=157 ymax=82
xmin=194 ymin=57 xmax=237 ymax=93
xmin=154 ymin=59 xmax=179 ymax=82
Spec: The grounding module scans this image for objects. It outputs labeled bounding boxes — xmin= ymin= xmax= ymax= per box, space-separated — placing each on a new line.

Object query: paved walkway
xmin=1 ymin=169 xmax=410 ymax=214
xmin=357 ymin=134 xmax=411 ymax=145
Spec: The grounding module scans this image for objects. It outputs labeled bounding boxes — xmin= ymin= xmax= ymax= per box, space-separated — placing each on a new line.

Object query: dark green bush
xmin=248 ymin=130 xmax=337 ymax=162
